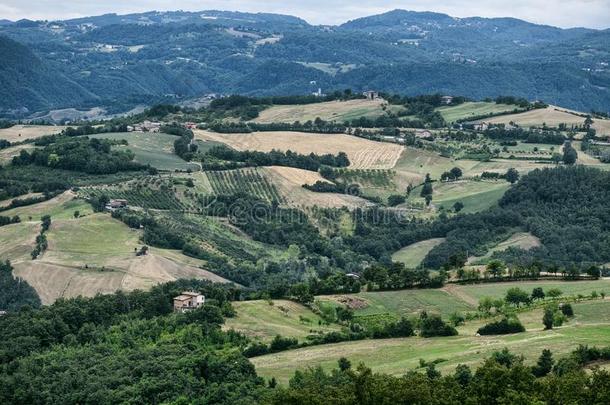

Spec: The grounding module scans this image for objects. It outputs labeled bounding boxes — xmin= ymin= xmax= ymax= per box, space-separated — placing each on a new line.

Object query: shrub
xmin=560 ymin=303 xmax=574 ymax=317
xmin=477 ymin=316 xmax=525 ymax=335
xmin=419 ymin=312 xmax=458 ymax=337
xmin=269 ymin=335 xmax=299 ymax=352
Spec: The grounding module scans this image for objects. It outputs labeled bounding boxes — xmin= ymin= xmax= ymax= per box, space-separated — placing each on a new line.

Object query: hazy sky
xmin=1 ymin=0 xmax=609 ymax=29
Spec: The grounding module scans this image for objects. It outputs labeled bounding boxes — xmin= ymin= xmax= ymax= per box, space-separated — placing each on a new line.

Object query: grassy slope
xmin=0 ymin=125 xmax=67 ymax=142
xmin=409 ymin=180 xmax=510 ymax=214
xmin=253 ymin=321 xmax=610 ymax=384
xmin=252 ymin=99 xmax=401 ymax=123
xmin=436 ymin=102 xmax=519 ymax=123
xmin=0 ymin=194 xmax=235 ymax=303
xmin=0 ymin=192 xmax=93 ymax=220
xmin=253 ymin=281 xmax=610 ymax=383
xmin=318 ymin=287 xmax=475 ymax=321
xmin=91 ymin=132 xmax=200 ymax=171
xmin=481 ymin=106 xmax=610 ymax=136
xmin=467 ymin=232 xmax=541 ymax=264
xmin=45 ymin=213 xmax=141 ymax=266
xmin=224 ymin=299 xmax=341 ymax=343
xmin=454 ymin=280 xmax=610 ymax=302
xmin=391 ymin=238 xmax=446 ymax=268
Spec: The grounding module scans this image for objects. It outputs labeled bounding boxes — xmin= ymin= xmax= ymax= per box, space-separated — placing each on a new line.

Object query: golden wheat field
xmin=480 ymin=106 xmax=610 ymax=136
xmin=263 ymin=166 xmax=372 ymax=208
xmin=0 ymin=125 xmax=67 ymax=142
xmin=251 ymin=98 xmax=391 ymax=123
xmin=195 ymin=130 xmax=404 ymax=169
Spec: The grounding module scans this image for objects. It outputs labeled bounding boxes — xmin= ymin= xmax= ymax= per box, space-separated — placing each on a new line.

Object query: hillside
xmin=0 ymin=9 xmax=608 ymax=117
xmin=1 ymin=93 xmax=610 ymax=403
xmin=0 ymin=36 xmax=96 ymax=115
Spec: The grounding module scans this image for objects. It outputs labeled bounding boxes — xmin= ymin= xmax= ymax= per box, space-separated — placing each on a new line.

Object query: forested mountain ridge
xmin=0 ymin=36 xmax=97 ymax=115
xmin=0 ymin=9 xmax=608 ymax=117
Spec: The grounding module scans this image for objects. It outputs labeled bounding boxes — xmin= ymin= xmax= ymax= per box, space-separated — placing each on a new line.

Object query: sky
xmin=1 ymin=0 xmax=609 ymax=29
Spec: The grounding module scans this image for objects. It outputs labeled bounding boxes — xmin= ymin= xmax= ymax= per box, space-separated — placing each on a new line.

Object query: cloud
xmin=1 ymin=0 xmax=609 ymax=29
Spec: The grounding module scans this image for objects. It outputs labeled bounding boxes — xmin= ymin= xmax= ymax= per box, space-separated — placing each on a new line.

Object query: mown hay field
xmin=391 ymin=238 xmax=446 ymax=268
xmin=195 ymin=130 xmax=404 ymax=170
xmin=0 ymin=125 xmax=67 ymax=142
xmin=480 ymin=106 xmax=610 ymax=136
xmin=224 ymin=299 xmax=341 ymax=343
xmin=467 ymin=232 xmax=541 ymax=264
xmin=252 ymin=99 xmax=396 ymax=124
xmin=436 ymin=102 xmax=520 ymax=123
xmin=1 ymin=196 xmax=231 ymax=303
xmin=263 ymin=166 xmax=372 ymax=208
xmin=251 ymin=290 xmax=610 ymax=383
xmin=252 ymin=322 xmax=610 ymax=384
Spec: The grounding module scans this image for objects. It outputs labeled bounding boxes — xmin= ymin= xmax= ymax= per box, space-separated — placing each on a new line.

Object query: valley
xmin=0 ymin=7 xmax=610 ymax=400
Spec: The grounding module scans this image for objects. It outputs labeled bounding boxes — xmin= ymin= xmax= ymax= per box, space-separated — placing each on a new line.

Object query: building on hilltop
xmin=362 ymin=90 xmax=379 ymax=100
xmin=173 ymin=291 xmax=205 ymax=312
xmin=441 ymin=95 xmax=454 ymax=105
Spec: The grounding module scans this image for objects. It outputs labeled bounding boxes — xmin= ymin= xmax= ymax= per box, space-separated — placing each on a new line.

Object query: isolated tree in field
xmin=531 ymin=287 xmax=545 ymax=301
xmin=560 ymin=303 xmax=574 ymax=317
xmin=546 ymin=288 xmax=563 ymax=298
xmin=420 ymin=173 xmax=433 ymax=197
xmin=486 ymin=260 xmax=505 ymax=278
xmin=505 ymin=287 xmax=530 ymax=307
xmin=532 ymin=349 xmax=554 ymax=377
xmin=73 ymin=210 xmax=80 ymax=218
xmin=562 ymin=142 xmax=578 ymax=165
xmin=450 ymin=167 xmax=463 ymax=180
xmin=505 ymin=168 xmax=519 ymax=184
xmin=584 ymin=116 xmax=593 ymax=129
xmin=453 ymin=201 xmax=464 ymax=213
xmin=543 ymin=306 xmax=555 ymax=329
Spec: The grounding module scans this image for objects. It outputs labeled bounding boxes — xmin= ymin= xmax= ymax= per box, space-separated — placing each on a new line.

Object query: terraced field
xmin=253 ymin=322 xmax=610 ymax=384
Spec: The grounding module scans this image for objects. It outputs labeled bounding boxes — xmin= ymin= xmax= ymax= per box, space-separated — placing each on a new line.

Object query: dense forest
xmin=0 ymin=261 xmax=40 ymax=312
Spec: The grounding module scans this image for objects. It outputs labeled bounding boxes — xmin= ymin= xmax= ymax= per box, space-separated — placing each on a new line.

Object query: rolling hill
xmin=0 ymin=9 xmax=608 ymax=117
xmin=0 ymin=36 xmax=96 ymax=115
